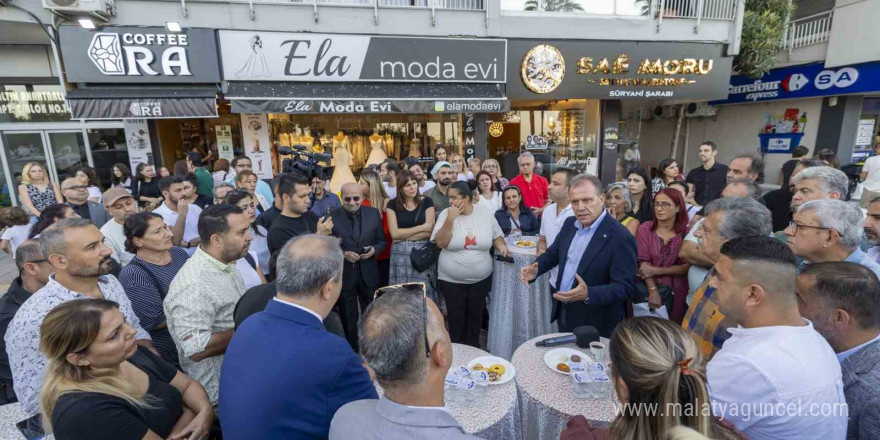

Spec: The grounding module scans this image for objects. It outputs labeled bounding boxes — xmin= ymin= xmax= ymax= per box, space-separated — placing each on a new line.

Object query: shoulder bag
xmin=409 ymin=199 xmax=439 ymax=273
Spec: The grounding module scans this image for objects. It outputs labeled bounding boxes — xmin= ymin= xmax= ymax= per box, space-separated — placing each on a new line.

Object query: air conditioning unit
xmin=685 ymin=102 xmax=718 ymax=118
xmin=653 ymin=105 xmax=676 ymax=119
xmin=42 ymin=0 xmax=106 ymax=13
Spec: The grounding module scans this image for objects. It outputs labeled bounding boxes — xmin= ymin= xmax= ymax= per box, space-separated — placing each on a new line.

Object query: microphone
xmin=535 ymin=326 xmax=600 ymax=348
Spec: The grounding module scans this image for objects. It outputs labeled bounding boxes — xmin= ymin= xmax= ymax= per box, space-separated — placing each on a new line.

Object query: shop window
xmin=47 ymin=132 xmax=88 ymax=183
xmin=87 ymin=128 xmax=129 ymax=188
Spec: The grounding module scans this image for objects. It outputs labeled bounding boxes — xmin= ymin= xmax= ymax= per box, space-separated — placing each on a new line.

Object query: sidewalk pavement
xmin=0 ymin=251 xmax=16 ymax=293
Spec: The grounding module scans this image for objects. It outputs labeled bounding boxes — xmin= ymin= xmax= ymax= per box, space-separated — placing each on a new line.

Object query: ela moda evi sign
xmin=218 ymin=31 xmax=506 ymax=83
xmin=58 ymin=26 xmax=221 ymax=83
xmin=711 ymin=61 xmax=880 ymax=105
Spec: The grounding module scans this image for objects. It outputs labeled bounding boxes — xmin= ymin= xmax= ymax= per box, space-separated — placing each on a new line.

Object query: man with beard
xmin=100 ymin=188 xmax=139 ymax=266
xmin=425 ymin=162 xmax=454 ymax=218
xmin=797 ymin=262 xmax=880 ymax=439
xmin=154 ymin=176 xmax=203 ymax=255
xmin=165 ymin=204 xmax=253 ymax=407
xmin=329 ymin=182 xmax=386 ymax=349
xmin=864 ymin=196 xmax=880 ymax=265
xmin=268 ymin=173 xmax=333 ymax=255
xmin=5 ymin=218 xmax=153 ymax=419
xmin=406 ymin=159 xmax=435 ymax=194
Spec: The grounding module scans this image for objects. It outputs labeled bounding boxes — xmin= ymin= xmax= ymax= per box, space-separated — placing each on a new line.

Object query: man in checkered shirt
xmin=681 ymin=197 xmax=772 ymax=358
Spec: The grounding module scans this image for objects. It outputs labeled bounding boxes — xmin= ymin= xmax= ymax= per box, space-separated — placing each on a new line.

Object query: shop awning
xmin=225 ymin=82 xmax=508 ymax=114
xmin=67 ymin=86 xmax=220 ymax=120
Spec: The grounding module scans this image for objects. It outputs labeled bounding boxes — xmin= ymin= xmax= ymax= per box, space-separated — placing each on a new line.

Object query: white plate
xmin=543 ymin=347 xmax=590 ymax=375
xmin=466 ymin=356 xmax=516 ymax=385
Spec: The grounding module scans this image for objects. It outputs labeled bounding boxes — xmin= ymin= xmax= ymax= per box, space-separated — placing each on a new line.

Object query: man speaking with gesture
xmin=520 ymin=174 xmax=637 ymax=336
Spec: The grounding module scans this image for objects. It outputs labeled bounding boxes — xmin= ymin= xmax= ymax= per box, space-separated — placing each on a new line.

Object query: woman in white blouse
xmin=474 ymin=170 xmax=502 ymax=213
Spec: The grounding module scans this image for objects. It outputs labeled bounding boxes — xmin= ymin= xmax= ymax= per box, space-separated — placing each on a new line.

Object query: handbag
xmin=409 ymin=199 xmax=439 ymax=272
xmin=633 ymin=280 xmax=675 ymax=318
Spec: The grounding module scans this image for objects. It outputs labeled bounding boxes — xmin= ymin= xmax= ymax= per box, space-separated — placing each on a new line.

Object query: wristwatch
xmin=182 ymin=241 xmax=190 ymax=249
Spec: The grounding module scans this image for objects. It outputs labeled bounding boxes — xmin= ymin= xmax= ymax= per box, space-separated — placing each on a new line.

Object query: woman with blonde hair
xmin=450 ymin=153 xmax=472 ymax=182
xmin=359 ymin=169 xmax=393 ymax=285
xmin=481 ymin=158 xmax=509 ymax=191
xmin=18 ymin=162 xmax=62 ymax=217
xmin=39 ymin=298 xmax=213 ymax=440
xmin=560 ymin=317 xmax=742 ymax=440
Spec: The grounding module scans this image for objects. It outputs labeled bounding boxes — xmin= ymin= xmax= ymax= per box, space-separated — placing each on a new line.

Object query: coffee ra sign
xmin=218 ymin=31 xmax=506 ymax=83
xmin=58 ymin=26 xmax=221 ymax=83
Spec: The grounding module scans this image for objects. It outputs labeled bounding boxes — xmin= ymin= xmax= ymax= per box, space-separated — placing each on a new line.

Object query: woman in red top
xmin=359 ymin=169 xmax=393 ymax=287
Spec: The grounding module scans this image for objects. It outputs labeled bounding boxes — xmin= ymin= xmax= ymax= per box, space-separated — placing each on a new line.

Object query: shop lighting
xmin=166 ymin=21 xmax=182 ymax=32
xmin=78 ymin=18 xmax=96 ymax=29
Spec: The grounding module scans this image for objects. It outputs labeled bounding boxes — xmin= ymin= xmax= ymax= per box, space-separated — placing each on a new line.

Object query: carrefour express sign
xmin=710 ymin=61 xmax=880 ymax=105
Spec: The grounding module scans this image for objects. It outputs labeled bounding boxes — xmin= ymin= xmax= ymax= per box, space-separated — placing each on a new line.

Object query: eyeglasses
xmin=343 ymin=196 xmax=361 ymax=202
xmin=63 ymin=185 xmax=88 ymax=191
xmin=655 ymin=202 xmax=675 ymax=209
xmin=25 ymin=259 xmax=47 ymax=265
xmin=374 ymin=282 xmax=430 ymax=358
xmin=788 ymin=221 xmax=834 ymax=235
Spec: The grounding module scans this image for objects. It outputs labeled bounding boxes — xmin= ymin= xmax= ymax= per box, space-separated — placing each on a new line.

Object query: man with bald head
xmin=330 ymin=182 xmax=387 ymax=349
xmin=220 ymin=234 xmax=378 ymax=440
xmin=331 ymin=286 xmax=480 ymax=440
xmin=61 ymin=176 xmax=110 ymax=227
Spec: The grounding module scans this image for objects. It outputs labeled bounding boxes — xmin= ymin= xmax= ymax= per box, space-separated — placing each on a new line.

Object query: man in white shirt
xmin=380 ymin=159 xmax=400 ymax=199
xmin=706 ymin=235 xmax=847 ymax=440
xmin=537 ymin=168 xmax=576 ymax=293
xmin=153 ymin=176 xmax=202 ymax=255
xmin=100 ymin=188 xmax=138 ymax=266
xmin=796 ymin=262 xmax=880 ymax=439
xmin=406 ymin=159 xmax=435 ymax=195
xmin=859 ymin=144 xmax=880 ymax=209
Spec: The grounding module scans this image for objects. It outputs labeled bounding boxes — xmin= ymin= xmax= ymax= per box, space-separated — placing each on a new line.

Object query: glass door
xmin=1 ymin=132 xmax=51 ymax=206
xmin=46 ymin=131 xmax=88 ymax=183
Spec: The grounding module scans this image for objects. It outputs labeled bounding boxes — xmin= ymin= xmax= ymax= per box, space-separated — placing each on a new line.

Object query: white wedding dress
xmin=365 ymin=138 xmax=387 ymax=166
xmin=330 ymin=137 xmax=357 ymax=194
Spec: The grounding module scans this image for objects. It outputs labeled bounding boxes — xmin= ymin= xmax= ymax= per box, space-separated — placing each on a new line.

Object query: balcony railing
xmin=187 ymin=0 xmax=484 ymax=10
xmin=781 ymin=10 xmax=833 ymax=53
xmin=655 ymin=0 xmax=736 ymax=21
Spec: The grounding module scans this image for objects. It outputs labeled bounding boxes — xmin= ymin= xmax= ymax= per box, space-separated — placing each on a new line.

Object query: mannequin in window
xmin=301 ymin=127 xmax=319 ymax=153
xmin=408 ymin=138 xmax=422 ymax=159
xmin=330 ymin=131 xmax=356 ymax=194
xmin=366 ymin=130 xmax=387 ymax=166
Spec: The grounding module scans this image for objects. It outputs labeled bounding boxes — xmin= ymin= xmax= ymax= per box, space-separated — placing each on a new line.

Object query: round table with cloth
xmin=512 ymin=333 xmax=618 ymax=440
xmin=375 ymin=343 xmax=521 ymax=440
xmin=487 ymin=236 xmax=557 ymax=360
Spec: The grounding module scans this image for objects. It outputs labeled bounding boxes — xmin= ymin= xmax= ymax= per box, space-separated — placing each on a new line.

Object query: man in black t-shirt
xmin=267 ymin=173 xmax=333 ymax=254
xmin=256 ymin=174 xmax=285 ymax=231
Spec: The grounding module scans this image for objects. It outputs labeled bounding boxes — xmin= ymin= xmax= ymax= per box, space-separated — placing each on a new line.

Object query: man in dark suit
xmin=219 ymin=234 xmax=378 ymax=440
xmin=61 ymin=177 xmax=111 ymax=227
xmin=330 ymin=182 xmax=387 ymax=349
xmin=797 ymin=262 xmax=880 ymax=439
xmin=520 ymin=174 xmax=636 ymax=336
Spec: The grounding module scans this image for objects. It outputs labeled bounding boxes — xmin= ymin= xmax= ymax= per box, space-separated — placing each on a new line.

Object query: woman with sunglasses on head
xmin=386 ymin=171 xmax=445 ymax=313
xmin=482 ymin=158 xmax=509 ymax=192
xmin=495 ymin=185 xmax=539 ymax=237
xmin=39 ymin=298 xmax=213 ymax=440
xmin=118 ymin=212 xmax=186 ymax=367
xmin=360 ymin=169 xmax=393 ymax=287
xmin=431 ymin=181 xmax=510 ymax=347
xmin=18 ymin=162 xmax=63 ymax=218
xmin=560 ymin=317 xmax=743 ymax=440
xmin=650 ymin=158 xmax=684 ymax=197
xmin=225 ymin=190 xmax=271 ymax=283
xmin=603 ymin=183 xmax=640 ymax=237
xmin=635 ymin=188 xmax=690 ymax=323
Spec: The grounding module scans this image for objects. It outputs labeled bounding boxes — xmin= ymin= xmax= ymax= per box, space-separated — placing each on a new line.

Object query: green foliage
xmin=734 ymin=0 xmax=794 ymax=78
xmin=523 ymin=0 xmax=585 ymax=12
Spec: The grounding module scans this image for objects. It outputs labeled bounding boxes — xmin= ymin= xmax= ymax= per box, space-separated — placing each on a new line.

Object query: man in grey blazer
xmin=61 ymin=177 xmax=111 ymax=227
xmin=330 ymin=286 xmax=480 ymax=440
xmin=798 ymin=262 xmax=880 ymax=439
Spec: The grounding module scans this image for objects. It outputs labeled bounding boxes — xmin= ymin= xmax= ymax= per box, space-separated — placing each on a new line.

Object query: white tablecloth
xmin=487 ymin=236 xmax=557 ymax=360
xmin=511 ymin=333 xmax=617 ymax=440
xmin=376 ymin=343 xmax=521 ymax=440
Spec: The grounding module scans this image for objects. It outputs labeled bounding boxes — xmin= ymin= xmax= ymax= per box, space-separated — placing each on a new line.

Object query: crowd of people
xmin=0 ymin=141 xmax=876 ymax=440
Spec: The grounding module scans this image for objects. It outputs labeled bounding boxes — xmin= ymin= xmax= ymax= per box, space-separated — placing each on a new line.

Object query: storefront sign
xmin=68 ymin=96 xmax=218 ymax=120
xmin=216 ymin=125 xmax=235 ymax=161
xmin=463 ymin=113 xmax=477 ymax=161
xmin=508 ymin=40 xmax=732 ymax=100
xmin=239 ymin=114 xmax=274 ymax=179
xmin=123 ymin=119 xmax=154 ymax=174
xmin=0 ymin=88 xmax=72 ymax=123
xmin=59 ymin=26 xmax=221 ymax=83
xmin=219 ymin=31 xmax=506 ymax=83
xmin=857 ymin=119 xmax=876 ymax=146
xmin=525 ymin=134 xmax=548 ymax=150
xmin=230 ymin=99 xmax=508 ymax=114
xmin=711 ymin=61 xmax=880 ymax=105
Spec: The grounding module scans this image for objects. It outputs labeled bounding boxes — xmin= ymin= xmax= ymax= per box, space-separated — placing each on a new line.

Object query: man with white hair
xmin=784 ymin=199 xmax=880 ymax=278
xmin=790 ymin=166 xmax=850 ymax=213
xmin=510 ymin=151 xmax=549 ymax=215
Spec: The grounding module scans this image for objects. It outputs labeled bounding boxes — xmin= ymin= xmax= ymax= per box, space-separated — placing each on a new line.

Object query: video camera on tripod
xmin=278 ymin=146 xmax=334 ymax=181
